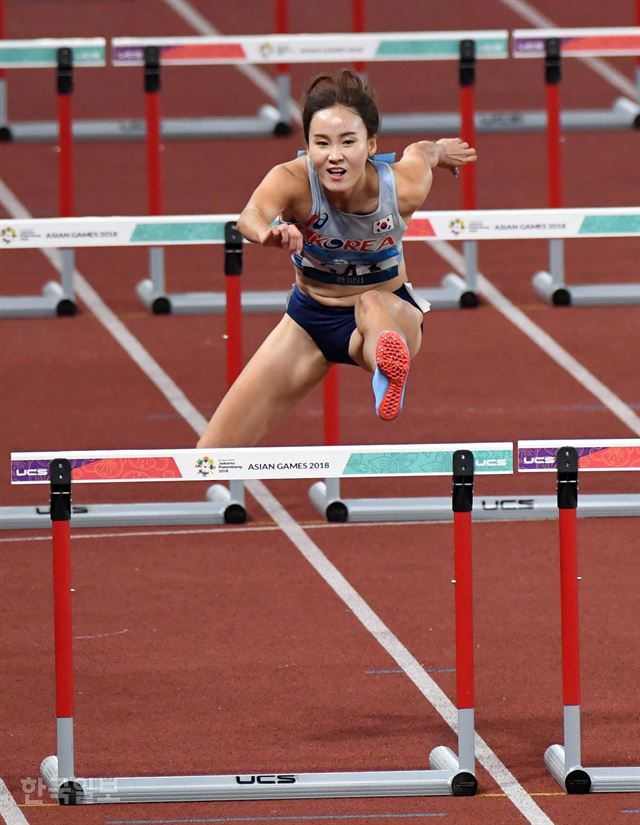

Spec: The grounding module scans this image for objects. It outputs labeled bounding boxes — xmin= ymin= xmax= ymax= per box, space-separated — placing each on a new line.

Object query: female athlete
xmin=198 ymin=69 xmax=476 ymax=448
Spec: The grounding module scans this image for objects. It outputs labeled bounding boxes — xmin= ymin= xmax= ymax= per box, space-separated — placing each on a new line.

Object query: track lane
xmin=1 ymin=1 xmax=640 ymax=824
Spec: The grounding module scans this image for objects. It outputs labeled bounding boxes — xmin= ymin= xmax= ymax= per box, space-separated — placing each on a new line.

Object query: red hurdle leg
xmin=451 ymin=451 xmax=476 ymax=783
xmin=555 ymin=446 xmax=589 ymax=791
xmin=323 ymin=367 xmax=340 ymax=447
xmin=49 ymin=459 xmax=75 ymax=781
xmin=459 ymin=40 xmax=476 ymax=212
xmin=224 ymin=222 xmax=243 ymax=387
xmin=352 ymin=0 xmax=366 ymax=76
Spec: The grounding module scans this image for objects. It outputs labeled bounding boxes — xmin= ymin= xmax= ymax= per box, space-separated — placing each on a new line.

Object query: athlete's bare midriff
xmin=294 ymin=266 xmax=409 ymax=307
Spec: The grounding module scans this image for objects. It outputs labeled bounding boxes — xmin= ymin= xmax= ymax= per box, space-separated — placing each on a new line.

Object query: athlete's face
xmin=307 ymin=105 xmax=377 ymax=191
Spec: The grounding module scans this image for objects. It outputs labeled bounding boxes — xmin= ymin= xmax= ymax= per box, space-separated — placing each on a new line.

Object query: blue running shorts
xmin=285 ymin=283 xmax=426 ymax=366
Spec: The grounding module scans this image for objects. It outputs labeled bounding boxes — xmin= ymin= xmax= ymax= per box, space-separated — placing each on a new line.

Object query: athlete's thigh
xmin=243 ymin=315 xmax=331 ymax=399
xmin=199 ymin=315 xmax=330 ymax=447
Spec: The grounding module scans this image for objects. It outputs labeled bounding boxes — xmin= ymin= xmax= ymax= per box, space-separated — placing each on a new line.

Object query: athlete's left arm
xmin=393 ymin=138 xmax=477 ymax=213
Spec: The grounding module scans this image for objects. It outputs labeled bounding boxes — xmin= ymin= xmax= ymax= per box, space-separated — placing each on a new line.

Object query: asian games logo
xmin=448 ymin=218 xmax=465 ymax=236
xmin=259 ymin=42 xmax=275 ymax=60
xmin=1 ymin=226 xmax=17 ymax=245
xmin=195 ymin=455 xmax=216 ymax=477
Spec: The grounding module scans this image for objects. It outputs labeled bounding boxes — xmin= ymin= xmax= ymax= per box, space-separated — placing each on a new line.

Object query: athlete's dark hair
xmin=301 ymin=69 xmax=379 ymax=142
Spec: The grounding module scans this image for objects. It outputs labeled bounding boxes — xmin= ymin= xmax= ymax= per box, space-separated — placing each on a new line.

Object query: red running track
xmin=1 ymin=1 xmax=640 ymax=824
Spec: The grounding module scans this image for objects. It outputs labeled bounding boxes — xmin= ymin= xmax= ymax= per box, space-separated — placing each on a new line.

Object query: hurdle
xmin=10 ymin=441 xmax=513 ymax=803
xmin=111 ymin=30 xmax=506 ymax=314
xmin=0 ymin=214 xmax=247 ymax=529
xmin=513 ymin=27 xmax=640 ymax=307
xmin=518 ymin=439 xmax=640 ymax=794
xmin=0 ymin=38 xmax=105 ymax=318
xmin=310 ymin=205 xmax=640 ymax=523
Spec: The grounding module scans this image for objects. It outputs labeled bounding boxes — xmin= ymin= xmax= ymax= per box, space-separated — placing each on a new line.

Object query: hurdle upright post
xmin=274 ymin=0 xmax=292 ymax=135
xmin=543 ymin=38 xmax=569 ymax=304
xmin=224 ymin=221 xmax=243 ymax=386
xmin=636 ymin=0 xmax=640 ymax=107
xmin=143 ymin=46 xmax=170 ymax=314
xmin=452 ymin=450 xmax=476 ymax=780
xmin=48 ymin=459 xmax=79 ymax=794
xmin=320 ymin=367 xmax=342 ymax=519
xmin=0 ymin=0 xmax=8 ymax=139
xmin=352 ymin=0 xmax=366 ymax=76
xmin=554 ymin=446 xmax=590 ymax=792
xmin=458 ymin=40 xmax=480 ymax=307
xmin=56 ymin=48 xmax=77 ymax=316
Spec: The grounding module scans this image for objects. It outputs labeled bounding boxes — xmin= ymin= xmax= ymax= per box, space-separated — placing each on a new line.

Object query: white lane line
xmin=500 ymin=0 xmax=638 ymax=99
xmin=0 ymin=183 xmax=553 ymax=824
xmin=75 ymin=628 xmax=129 ymax=640
xmin=428 ymin=240 xmax=640 ymax=436
xmin=0 ymin=779 xmax=29 ymax=825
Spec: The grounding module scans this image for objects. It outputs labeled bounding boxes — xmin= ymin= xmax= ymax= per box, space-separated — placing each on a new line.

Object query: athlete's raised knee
xmin=355 ymin=289 xmax=393 ymax=323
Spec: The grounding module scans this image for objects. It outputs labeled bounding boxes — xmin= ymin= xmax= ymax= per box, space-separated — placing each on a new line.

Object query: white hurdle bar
xmin=519 ymin=439 xmax=640 ymax=794
xmin=1 ymin=207 xmax=639 ymax=316
xmin=112 ymin=30 xmax=508 ymax=140
xmin=10 ymin=442 xmax=511 ymax=804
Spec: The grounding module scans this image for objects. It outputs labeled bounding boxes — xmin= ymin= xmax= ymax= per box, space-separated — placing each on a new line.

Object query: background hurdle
xmin=0 ymin=215 xmax=247 ymax=530
xmin=111 ymin=29 xmax=507 ymax=314
xmin=518 ymin=439 xmax=640 ymax=794
xmin=513 ymin=27 xmax=640 ymax=307
xmin=0 ymin=38 xmax=106 ymax=318
xmin=10 ymin=442 xmax=514 ymax=803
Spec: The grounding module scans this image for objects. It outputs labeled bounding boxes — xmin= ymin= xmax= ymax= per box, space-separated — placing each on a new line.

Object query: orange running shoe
xmin=372 ymin=331 xmax=410 ymax=421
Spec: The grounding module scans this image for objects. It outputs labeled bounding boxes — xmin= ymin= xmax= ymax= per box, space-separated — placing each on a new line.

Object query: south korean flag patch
xmin=372 ymin=214 xmax=394 ymax=234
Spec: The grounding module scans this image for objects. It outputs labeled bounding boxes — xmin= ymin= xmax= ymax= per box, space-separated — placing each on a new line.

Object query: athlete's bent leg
xmin=197 ymin=315 xmax=331 ymax=448
xmin=349 ymin=289 xmax=423 ymax=421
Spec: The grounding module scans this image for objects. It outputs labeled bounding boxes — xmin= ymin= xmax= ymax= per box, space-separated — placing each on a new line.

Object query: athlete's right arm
xmin=237 ymin=162 xmax=306 ymax=253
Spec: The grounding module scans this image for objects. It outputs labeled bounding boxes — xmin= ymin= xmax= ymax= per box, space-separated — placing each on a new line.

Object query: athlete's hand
xmin=435 ymin=138 xmax=477 ymax=176
xmin=259 ymin=223 xmax=303 ymax=254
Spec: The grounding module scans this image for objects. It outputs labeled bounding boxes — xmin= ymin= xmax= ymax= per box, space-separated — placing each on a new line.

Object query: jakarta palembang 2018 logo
xmin=448 ymin=218 xmax=465 ymax=236
xmin=1 ymin=226 xmax=17 ymax=245
xmin=195 ymin=455 xmax=216 ymax=477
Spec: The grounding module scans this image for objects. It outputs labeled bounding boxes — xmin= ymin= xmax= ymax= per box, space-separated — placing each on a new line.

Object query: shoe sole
xmin=375 ymin=331 xmax=410 ymax=421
